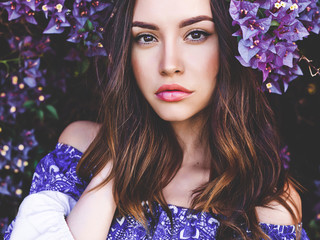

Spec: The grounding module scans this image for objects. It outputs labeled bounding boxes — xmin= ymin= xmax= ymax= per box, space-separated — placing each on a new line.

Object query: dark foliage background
xmin=0 ymin=0 xmax=319 ymax=239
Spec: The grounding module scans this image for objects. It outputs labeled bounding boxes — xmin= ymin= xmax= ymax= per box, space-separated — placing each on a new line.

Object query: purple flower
xmin=0 ymin=174 xmax=24 ymax=197
xmin=258 ymin=57 xmax=275 ymax=81
xmin=237 ymin=35 xmax=275 ymax=64
xmin=9 ymin=36 xmax=52 ymax=57
xmin=18 ymin=129 xmax=38 ymax=158
xmin=67 ymin=0 xmax=111 ymax=46
xmin=299 ymin=0 xmax=320 ymax=34
xmin=261 ymin=79 xmax=283 ymax=94
xmin=0 ymin=141 xmax=12 ymax=163
xmin=230 ymin=0 xmax=319 ymax=93
xmin=274 ymin=19 xmax=309 ymax=41
xmin=266 ymin=0 xmax=300 ymax=23
xmin=0 ymin=130 xmax=38 ymax=173
xmin=0 ymin=176 xmax=14 ymax=196
xmin=67 ymin=23 xmax=90 ymax=43
xmin=274 ymin=42 xmax=297 ymax=68
xmin=38 ymin=0 xmax=66 ymax=19
xmin=293 ymin=0 xmax=314 ymax=13
xmin=43 ymin=15 xmax=71 ymax=34
xmin=0 ymin=0 xmax=37 ymax=24
xmin=85 ymin=41 xmax=107 ymax=57
xmin=39 ymin=0 xmax=73 ymax=34
xmin=255 ymin=0 xmax=273 ymax=10
xmin=229 ymin=0 xmax=260 ymax=21
xmin=268 ymin=59 xmax=303 ymax=91
xmin=7 ymin=91 xmax=28 ymax=114
xmin=239 ymin=17 xmax=272 ymax=40
xmin=238 ymin=39 xmax=261 ymax=64
xmin=22 ymin=58 xmax=41 ymax=87
xmin=279 ymin=145 xmax=291 ymax=169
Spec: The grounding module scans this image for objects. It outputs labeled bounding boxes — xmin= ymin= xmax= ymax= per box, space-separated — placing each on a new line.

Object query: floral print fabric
xmin=5 ymin=143 xmax=309 ymax=239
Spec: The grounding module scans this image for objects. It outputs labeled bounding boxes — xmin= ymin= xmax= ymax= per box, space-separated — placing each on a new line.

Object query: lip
xmin=155 ymin=84 xmax=193 ymax=102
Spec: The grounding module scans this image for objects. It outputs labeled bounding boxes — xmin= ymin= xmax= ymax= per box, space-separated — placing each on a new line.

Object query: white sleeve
xmin=9 ymin=190 xmax=77 ymax=240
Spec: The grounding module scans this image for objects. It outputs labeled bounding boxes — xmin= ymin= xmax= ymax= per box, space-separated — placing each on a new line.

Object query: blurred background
xmin=0 ymin=0 xmax=319 ymax=239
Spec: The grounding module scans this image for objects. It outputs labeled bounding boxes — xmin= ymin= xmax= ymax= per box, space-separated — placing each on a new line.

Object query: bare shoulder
xmin=58 ymin=121 xmax=101 ymax=153
xmin=255 ymin=183 xmax=302 ymax=225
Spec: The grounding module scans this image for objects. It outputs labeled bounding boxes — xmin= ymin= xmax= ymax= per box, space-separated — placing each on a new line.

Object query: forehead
xmin=132 ymin=0 xmax=212 ymax=22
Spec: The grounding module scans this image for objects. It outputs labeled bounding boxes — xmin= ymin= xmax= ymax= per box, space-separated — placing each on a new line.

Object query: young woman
xmin=5 ymin=0 xmax=309 ymax=239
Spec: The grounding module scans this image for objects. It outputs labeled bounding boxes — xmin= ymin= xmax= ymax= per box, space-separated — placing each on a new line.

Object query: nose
xmin=159 ymin=40 xmax=184 ymax=77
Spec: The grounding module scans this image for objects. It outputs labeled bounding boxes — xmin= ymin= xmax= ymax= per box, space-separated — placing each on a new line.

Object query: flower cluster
xmin=230 ymin=0 xmax=320 ymax=94
xmin=66 ymin=0 xmax=112 ymax=56
xmin=0 ymin=129 xmax=38 ymax=197
xmin=279 ymin=145 xmax=291 ymax=169
xmin=0 ymin=130 xmax=38 ymax=171
xmin=0 ymin=0 xmax=38 ymax=24
xmin=0 ymin=0 xmax=114 ymax=211
xmin=0 ymin=36 xmax=52 ymax=124
xmin=0 ymin=0 xmax=113 ymax=57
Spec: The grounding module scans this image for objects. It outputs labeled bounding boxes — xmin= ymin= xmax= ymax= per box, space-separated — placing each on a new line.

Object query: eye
xmin=135 ymin=34 xmax=157 ymax=45
xmin=185 ymin=30 xmax=210 ymax=42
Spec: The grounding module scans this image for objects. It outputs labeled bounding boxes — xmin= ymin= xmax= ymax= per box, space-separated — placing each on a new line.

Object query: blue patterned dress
xmin=4 ymin=143 xmax=310 ymax=239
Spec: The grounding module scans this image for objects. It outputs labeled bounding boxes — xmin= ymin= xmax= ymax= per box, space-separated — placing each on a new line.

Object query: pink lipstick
xmin=155 ymin=84 xmax=193 ymax=102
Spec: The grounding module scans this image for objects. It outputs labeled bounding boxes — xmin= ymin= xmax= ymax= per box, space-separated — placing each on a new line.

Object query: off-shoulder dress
xmin=4 ymin=143 xmax=310 ymax=240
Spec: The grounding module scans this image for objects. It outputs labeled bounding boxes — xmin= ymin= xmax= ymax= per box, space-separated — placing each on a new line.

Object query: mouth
xmin=155 ymin=84 xmax=193 ymax=102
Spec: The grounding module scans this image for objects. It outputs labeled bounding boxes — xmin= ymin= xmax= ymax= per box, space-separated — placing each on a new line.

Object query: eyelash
xmin=185 ymin=30 xmax=211 ymax=42
xmin=134 ymin=30 xmax=210 ymax=45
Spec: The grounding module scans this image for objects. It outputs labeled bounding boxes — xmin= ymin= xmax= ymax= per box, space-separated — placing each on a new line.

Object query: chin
xmin=153 ymin=108 xmax=196 ymax=123
xmin=159 ymin=115 xmax=190 ymax=122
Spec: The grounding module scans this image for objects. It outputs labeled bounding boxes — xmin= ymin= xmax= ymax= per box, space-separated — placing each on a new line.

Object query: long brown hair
xmin=77 ymin=0 xmax=300 ymax=239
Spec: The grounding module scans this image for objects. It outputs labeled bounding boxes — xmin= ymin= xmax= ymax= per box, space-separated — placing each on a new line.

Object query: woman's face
xmin=131 ymin=0 xmax=219 ymax=122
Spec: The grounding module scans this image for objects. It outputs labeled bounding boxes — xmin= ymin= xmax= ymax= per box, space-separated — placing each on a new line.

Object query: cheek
xmin=184 ymin=38 xmax=219 ymax=74
xmin=131 ymin=47 xmax=159 ymax=88
xmin=131 ymin=49 xmax=150 ymax=94
xmin=203 ymin=52 xmax=219 ymax=99
xmin=131 ymin=49 xmax=143 ymax=83
xmin=201 ymin=45 xmax=219 ymax=76
xmin=184 ymin=42 xmax=220 ymax=90
xmin=205 ymin=50 xmax=219 ymax=87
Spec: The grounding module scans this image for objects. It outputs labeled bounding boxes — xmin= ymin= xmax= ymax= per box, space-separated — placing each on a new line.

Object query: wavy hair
xmin=77 ymin=0 xmax=300 ymax=239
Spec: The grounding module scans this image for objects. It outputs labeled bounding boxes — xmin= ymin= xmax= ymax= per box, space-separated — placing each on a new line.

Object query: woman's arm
xmin=6 ymin=121 xmax=114 ymax=240
xmin=65 ymin=162 xmax=116 ymax=240
xmin=59 ymin=121 xmax=117 ymax=240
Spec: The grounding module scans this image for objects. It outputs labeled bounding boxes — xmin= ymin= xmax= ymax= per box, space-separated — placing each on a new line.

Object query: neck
xmin=170 ymin=114 xmax=211 ymax=169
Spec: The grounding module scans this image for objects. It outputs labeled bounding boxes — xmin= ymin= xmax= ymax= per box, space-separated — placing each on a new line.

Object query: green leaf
xmin=23 ymin=100 xmax=36 ymax=109
xmin=37 ymin=110 xmax=44 ymax=121
xmin=33 ymin=160 xmax=39 ymax=169
xmin=309 ymin=219 xmax=320 ymax=230
xmin=90 ymin=33 xmax=100 ymax=42
xmin=258 ymin=8 xmax=266 ymax=18
xmin=84 ymin=20 xmax=94 ymax=31
xmin=271 ymin=20 xmax=280 ymax=27
xmin=78 ymin=27 xmax=86 ymax=33
xmin=78 ymin=58 xmax=90 ymax=75
xmin=45 ymin=105 xmax=59 ymax=119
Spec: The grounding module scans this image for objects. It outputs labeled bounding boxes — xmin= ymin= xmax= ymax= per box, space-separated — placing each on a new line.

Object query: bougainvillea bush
xmin=0 ymin=0 xmax=320 ymax=239
xmin=0 ymin=0 xmax=110 ymax=236
xmin=230 ymin=0 xmax=320 ymax=93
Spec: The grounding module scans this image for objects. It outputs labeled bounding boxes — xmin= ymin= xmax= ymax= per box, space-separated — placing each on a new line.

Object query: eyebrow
xmin=132 ymin=15 xmax=214 ymax=31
